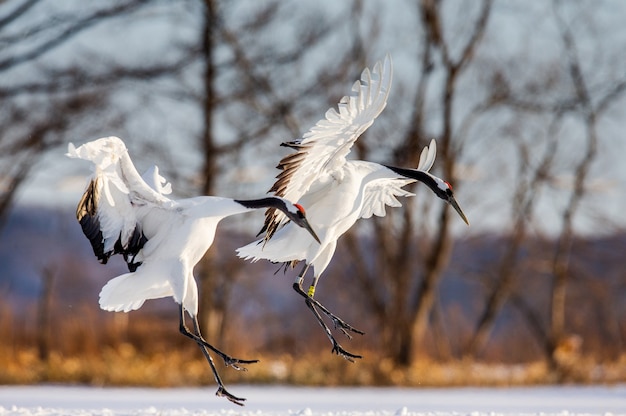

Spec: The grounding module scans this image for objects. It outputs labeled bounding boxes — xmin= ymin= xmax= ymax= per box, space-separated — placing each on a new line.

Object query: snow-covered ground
xmin=0 ymin=385 xmax=624 ymax=416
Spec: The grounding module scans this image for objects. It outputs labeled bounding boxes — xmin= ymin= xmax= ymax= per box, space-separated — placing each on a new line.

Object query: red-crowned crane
xmin=68 ymin=136 xmax=320 ymax=405
xmin=237 ymin=56 xmax=469 ymax=360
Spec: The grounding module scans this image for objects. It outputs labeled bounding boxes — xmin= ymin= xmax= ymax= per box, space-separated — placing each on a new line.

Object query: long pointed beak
xmin=302 ymin=218 xmax=321 ymax=244
xmin=448 ymin=197 xmax=470 ymax=226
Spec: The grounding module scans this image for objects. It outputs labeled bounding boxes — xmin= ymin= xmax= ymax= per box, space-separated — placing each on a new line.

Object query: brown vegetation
xmin=1 ymin=331 xmax=624 ymax=388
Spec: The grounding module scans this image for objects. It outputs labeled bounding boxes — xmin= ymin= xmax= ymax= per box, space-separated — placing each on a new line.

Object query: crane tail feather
xmin=99 ymin=268 xmax=173 ymax=313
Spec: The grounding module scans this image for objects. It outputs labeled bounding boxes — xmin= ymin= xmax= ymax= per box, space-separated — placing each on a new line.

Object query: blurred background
xmin=0 ymin=0 xmax=624 ymax=387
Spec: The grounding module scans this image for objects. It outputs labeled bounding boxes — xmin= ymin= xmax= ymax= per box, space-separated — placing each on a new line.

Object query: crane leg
xmin=177 ymin=305 xmax=249 ymax=405
xmin=293 ymin=267 xmax=364 ymax=337
xmin=178 ymin=305 xmax=259 ymax=369
xmin=293 ymin=266 xmax=364 ymax=361
xmin=304 ymin=296 xmax=362 ymax=361
xmin=178 ymin=305 xmax=258 ymax=370
xmin=189 ymin=315 xmax=247 ymax=406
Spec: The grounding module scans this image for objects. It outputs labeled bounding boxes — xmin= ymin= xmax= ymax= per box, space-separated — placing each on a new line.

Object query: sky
xmin=5 ymin=0 xmax=626 ymax=237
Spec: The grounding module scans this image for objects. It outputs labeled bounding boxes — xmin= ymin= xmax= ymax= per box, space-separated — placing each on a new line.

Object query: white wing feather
xmin=288 ymin=56 xmax=392 ymax=202
xmin=359 ymin=139 xmax=437 ymax=219
xmin=141 ymin=165 xmax=173 ymax=195
xmin=360 ymin=178 xmax=415 ymax=219
xmin=417 ymin=139 xmax=437 ymax=172
xmin=263 ymin=56 xmax=393 ymax=236
xmin=67 ymin=136 xmax=171 ymax=257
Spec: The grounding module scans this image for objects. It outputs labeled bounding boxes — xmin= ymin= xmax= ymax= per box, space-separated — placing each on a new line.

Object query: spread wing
xmin=261 ymin=55 xmax=393 ymax=239
xmin=358 ymin=140 xmax=437 ymax=219
xmin=67 ymin=136 xmax=172 ymax=271
xmin=415 ymin=138 xmax=437 ymax=173
xmin=360 ymin=177 xmax=415 ymax=219
xmin=141 ymin=165 xmax=172 ymax=196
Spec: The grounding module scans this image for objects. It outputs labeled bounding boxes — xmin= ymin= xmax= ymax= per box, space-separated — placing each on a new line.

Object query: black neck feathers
xmin=234 ymin=197 xmax=286 ymax=211
xmin=384 ymin=164 xmax=441 ymax=193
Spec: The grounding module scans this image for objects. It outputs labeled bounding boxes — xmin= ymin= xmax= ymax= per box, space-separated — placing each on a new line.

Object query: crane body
xmin=237 ymin=56 xmax=469 ymax=360
xmin=69 ymin=136 xmax=320 ymax=405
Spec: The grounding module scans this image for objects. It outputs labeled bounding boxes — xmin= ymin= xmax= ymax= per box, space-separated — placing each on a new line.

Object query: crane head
xmin=285 ymin=203 xmax=321 ymax=244
xmin=434 ymin=180 xmax=470 ymax=226
xmin=384 ymin=164 xmax=469 ymax=226
xmin=238 ymin=197 xmax=322 ymax=244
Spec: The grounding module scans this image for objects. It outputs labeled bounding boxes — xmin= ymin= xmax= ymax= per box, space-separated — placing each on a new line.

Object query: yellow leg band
xmin=307 ymin=285 xmax=316 ymax=297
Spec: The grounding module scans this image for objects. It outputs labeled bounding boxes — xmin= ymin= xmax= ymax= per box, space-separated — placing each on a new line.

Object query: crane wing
xmin=261 ymin=55 xmax=393 ymax=239
xmin=141 ymin=165 xmax=172 ymax=196
xmin=360 ymin=178 xmax=415 ymax=219
xmin=67 ymin=137 xmax=172 ymax=271
xmin=359 ymin=139 xmax=437 ymax=219
xmin=416 ymin=139 xmax=437 ymax=173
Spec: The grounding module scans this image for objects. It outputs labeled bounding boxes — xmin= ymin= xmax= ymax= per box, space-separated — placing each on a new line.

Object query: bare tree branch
xmin=0 ymin=0 xmax=40 ymax=31
xmin=0 ymin=0 xmax=153 ymax=72
xmin=548 ymin=0 xmax=599 ymax=373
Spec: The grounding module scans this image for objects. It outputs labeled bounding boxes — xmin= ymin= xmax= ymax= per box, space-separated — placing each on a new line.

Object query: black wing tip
xmin=280 ymin=140 xmax=305 ymax=150
xmin=114 ymin=228 xmax=147 ymax=272
xmin=76 ymin=186 xmax=148 ymax=272
xmin=280 ymin=141 xmax=296 ymax=149
xmin=75 ymin=176 xmax=148 ymax=272
xmin=78 ymin=214 xmax=111 ymax=265
xmin=76 ymin=180 xmax=112 ymax=265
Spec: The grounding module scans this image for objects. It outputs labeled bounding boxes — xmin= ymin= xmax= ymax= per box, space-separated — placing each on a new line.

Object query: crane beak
xmin=448 ymin=196 xmax=470 ymax=226
xmin=302 ymin=218 xmax=322 ymax=244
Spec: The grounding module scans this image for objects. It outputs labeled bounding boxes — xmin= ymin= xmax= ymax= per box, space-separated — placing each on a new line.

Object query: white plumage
xmin=237 ymin=55 xmax=468 ymax=360
xmin=68 ymin=136 xmax=320 ymax=405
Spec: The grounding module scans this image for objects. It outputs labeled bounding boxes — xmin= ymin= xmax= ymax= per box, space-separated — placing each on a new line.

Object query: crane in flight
xmin=237 ymin=56 xmax=469 ymax=360
xmin=68 ymin=136 xmax=320 ymax=406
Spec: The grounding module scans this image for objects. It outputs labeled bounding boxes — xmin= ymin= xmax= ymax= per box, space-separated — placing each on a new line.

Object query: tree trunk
xmin=197 ymin=0 xmax=223 ymax=343
xmin=547 ymin=4 xmax=598 ymax=378
xmin=408 ymin=206 xmax=452 ymax=363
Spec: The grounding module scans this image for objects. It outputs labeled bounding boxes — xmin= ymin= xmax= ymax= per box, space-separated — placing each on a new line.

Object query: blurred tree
xmin=2 ymin=0 xmax=626 ymax=375
xmin=0 ymin=0 xmax=193 ymax=228
xmin=0 ymin=0 xmax=358 ymax=345
xmin=187 ymin=0 xmax=360 ymax=343
xmin=466 ymin=117 xmax=560 ymax=358
xmin=546 ymin=1 xmax=599 ymax=377
xmin=344 ymin=0 xmax=494 ymax=367
xmin=461 ymin=0 xmax=626 ymax=376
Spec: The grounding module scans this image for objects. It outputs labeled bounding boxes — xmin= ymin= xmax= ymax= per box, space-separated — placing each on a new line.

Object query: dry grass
xmin=1 ymin=299 xmax=623 ymax=388
xmin=1 ymin=344 xmax=624 ymax=388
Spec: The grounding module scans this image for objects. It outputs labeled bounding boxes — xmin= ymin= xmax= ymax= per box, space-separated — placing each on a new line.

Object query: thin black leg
xmin=293 ymin=276 xmax=364 ymax=337
xmin=178 ymin=305 xmax=258 ymax=370
xmin=292 ymin=267 xmax=363 ymax=361
xmin=178 ymin=305 xmax=251 ymax=406
xmin=303 ymin=297 xmax=362 ymax=361
xmin=190 ymin=314 xmax=247 ymax=406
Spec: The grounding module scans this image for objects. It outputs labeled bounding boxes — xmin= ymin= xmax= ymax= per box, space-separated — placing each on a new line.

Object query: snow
xmin=0 ymin=385 xmax=624 ymax=416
